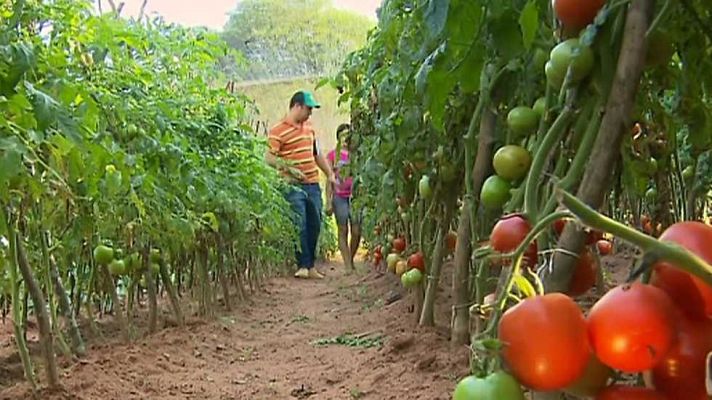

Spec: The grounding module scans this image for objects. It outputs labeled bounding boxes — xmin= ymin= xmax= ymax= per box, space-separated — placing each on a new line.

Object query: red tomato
xmin=651 ymin=221 xmax=712 ymax=320
xmin=553 ymin=0 xmax=606 ymax=30
xmin=491 ymin=214 xmax=538 ymax=267
xmin=445 ymin=231 xmax=458 ymax=252
xmin=585 ymin=229 xmax=604 ymax=245
xmin=596 ymin=385 xmax=666 ymax=400
xmin=553 ymin=218 xmax=567 ymax=236
xmin=650 ymin=315 xmax=712 ymax=399
xmin=587 ymin=282 xmax=677 ymax=372
xmin=498 ymin=293 xmax=590 ymax=391
xmin=393 ymin=237 xmax=406 ymax=253
xmin=407 ymin=251 xmax=425 ymax=272
xmin=568 ymin=249 xmax=598 ymax=297
xmin=596 ymin=239 xmax=612 ymax=255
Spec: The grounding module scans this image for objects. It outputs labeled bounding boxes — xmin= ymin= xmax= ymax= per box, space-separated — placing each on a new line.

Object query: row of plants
xmin=1 ymin=0 xmax=301 ymax=391
xmin=333 ymin=0 xmax=712 ymax=398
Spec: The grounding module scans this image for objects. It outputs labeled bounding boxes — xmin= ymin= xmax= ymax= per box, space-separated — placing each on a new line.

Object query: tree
xmin=222 ymin=0 xmax=374 ymax=81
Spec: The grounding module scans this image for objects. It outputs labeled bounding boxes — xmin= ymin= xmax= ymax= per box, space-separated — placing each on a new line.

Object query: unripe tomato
xmin=493 ymin=145 xmax=532 ymax=181
xmin=507 ymin=106 xmax=539 ymax=137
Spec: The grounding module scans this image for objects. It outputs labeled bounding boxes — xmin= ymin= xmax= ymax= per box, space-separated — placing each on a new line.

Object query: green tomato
xmin=507 ymin=106 xmax=540 ymax=137
xmin=401 ymin=212 xmax=410 ymax=223
xmin=493 ymin=145 xmax=532 ymax=181
xmin=533 ymin=97 xmax=547 ymax=117
xmin=549 ymin=38 xmax=595 ymax=83
xmin=93 ymin=245 xmax=114 ymax=266
xmin=150 ymin=248 xmax=162 ymax=264
xmin=453 ymin=371 xmax=525 ymax=400
xmin=545 ymin=60 xmax=566 ymax=89
xmin=480 ymin=175 xmax=512 ymax=209
xmin=149 ymin=262 xmax=160 ymax=276
xmin=419 ymin=175 xmax=433 ymax=199
xmin=407 ymin=268 xmax=423 ymax=285
xmin=439 ymin=161 xmax=458 ymax=183
xmin=646 ymin=157 xmax=658 ymax=175
xmin=108 ymin=259 xmax=126 ymax=276
xmin=401 ymin=271 xmax=412 ymax=287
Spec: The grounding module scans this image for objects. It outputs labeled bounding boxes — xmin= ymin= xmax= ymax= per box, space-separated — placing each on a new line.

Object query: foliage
xmin=222 ymin=0 xmax=375 ymax=81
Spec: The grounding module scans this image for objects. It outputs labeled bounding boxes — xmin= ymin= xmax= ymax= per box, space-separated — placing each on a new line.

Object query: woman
xmin=326 ymin=123 xmax=361 ymax=270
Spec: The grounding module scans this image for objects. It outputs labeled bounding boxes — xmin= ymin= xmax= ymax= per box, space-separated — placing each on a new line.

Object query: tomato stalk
xmin=11 ymin=208 xmax=61 ymax=389
xmin=4 ymin=207 xmax=38 ymax=391
xmin=524 ymin=104 xmax=577 ymax=222
xmin=540 ymin=98 xmax=603 ymax=218
xmin=557 ymin=189 xmax=712 ymax=285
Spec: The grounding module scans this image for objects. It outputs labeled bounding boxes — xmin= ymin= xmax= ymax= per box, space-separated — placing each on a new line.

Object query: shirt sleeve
xmin=326 ymin=149 xmax=335 ymax=163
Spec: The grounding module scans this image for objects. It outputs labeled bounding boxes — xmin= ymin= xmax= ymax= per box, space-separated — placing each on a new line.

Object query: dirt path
xmin=0 ymin=261 xmax=468 ymax=400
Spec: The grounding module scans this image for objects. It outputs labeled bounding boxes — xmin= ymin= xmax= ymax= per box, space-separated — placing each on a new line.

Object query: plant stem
xmin=558 ymin=189 xmax=712 ymax=285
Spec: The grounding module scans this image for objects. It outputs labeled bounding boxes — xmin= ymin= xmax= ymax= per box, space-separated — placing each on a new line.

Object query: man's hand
xmin=288 ymin=167 xmax=307 ymax=181
xmin=327 ymin=173 xmax=337 ymax=188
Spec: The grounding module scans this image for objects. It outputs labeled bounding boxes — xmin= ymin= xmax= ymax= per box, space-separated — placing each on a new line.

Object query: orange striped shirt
xmin=268 ymin=119 xmax=320 ymax=184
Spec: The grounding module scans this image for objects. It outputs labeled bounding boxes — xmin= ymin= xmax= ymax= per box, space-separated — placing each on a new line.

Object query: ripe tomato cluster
xmin=487 ymin=221 xmax=712 ymax=399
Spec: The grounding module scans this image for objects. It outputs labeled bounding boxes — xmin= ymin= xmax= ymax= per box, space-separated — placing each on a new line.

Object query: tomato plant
xmin=498 ymin=294 xmax=590 ymax=391
xmin=587 ymin=283 xmax=677 ymax=372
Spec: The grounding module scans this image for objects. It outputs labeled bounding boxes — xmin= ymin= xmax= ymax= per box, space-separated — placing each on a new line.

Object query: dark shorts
xmin=333 ymin=196 xmax=362 ymax=226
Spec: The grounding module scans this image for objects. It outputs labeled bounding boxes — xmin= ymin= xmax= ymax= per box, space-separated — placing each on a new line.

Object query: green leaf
xmin=424 ymin=0 xmax=451 ymax=43
xmin=519 ymin=1 xmax=539 ymax=51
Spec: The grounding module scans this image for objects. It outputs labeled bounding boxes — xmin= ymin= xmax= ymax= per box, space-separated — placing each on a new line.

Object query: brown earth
xmin=0 ymin=260 xmax=469 ymax=400
xmin=0 ymin=244 xmax=635 ymax=400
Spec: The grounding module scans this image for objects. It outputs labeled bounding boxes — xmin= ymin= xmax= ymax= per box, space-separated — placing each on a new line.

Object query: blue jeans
xmin=285 ymin=183 xmax=322 ymax=269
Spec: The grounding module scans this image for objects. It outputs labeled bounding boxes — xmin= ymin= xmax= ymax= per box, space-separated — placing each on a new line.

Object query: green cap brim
xmin=303 ymin=91 xmax=321 ymax=108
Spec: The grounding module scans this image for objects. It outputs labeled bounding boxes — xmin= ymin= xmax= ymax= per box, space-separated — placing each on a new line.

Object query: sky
xmin=114 ymin=0 xmax=381 ymax=29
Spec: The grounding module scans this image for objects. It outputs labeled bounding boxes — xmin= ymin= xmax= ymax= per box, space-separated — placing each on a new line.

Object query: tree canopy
xmin=222 ymin=0 xmax=375 ymax=81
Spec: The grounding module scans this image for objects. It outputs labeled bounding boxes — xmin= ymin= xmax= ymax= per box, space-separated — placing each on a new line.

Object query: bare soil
xmin=0 ymin=260 xmax=468 ymax=400
xmin=0 ymin=245 xmax=635 ymax=400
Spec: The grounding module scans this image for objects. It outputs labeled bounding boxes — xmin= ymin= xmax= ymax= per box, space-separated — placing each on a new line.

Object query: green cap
xmin=301 ymin=90 xmax=321 ymax=108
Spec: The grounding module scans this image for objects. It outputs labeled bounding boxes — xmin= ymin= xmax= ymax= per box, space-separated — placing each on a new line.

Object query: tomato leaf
xmin=519 ymin=1 xmax=539 ymax=51
xmin=424 ymin=0 xmax=450 ymax=42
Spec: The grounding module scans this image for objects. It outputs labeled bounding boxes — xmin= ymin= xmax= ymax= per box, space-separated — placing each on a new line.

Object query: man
xmin=266 ymin=90 xmax=336 ymax=279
